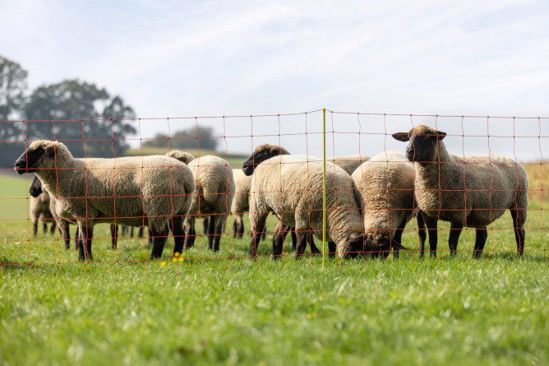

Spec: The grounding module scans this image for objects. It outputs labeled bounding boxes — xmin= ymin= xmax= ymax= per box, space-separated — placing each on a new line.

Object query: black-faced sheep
xmin=352 ymin=151 xmax=427 ymax=257
xmin=243 ymin=146 xmax=378 ymax=259
xmin=242 ymin=144 xmax=321 ymax=256
xmin=393 ymin=125 xmax=528 ymax=257
xmin=14 ymin=141 xmax=195 ymax=260
xmin=167 ymin=151 xmax=235 ymax=252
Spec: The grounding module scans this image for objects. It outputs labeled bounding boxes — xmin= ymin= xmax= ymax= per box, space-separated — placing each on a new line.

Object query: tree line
xmin=0 ymin=55 xmax=218 ymax=169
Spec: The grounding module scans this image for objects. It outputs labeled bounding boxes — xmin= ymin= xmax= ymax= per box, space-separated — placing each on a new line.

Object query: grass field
xmin=1 ymin=170 xmax=548 ymax=365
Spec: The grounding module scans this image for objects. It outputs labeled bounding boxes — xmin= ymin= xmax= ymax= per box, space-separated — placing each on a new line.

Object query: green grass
xmin=1 ymin=174 xmax=548 ymax=365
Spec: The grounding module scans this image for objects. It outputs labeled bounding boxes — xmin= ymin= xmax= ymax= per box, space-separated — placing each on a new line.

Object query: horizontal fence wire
xmin=0 ymin=109 xmax=547 ymax=268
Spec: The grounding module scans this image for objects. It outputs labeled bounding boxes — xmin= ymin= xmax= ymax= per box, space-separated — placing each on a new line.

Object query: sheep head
xmin=392 ymin=125 xmax=446 ymax=164
xmin=14 ymin=140 xmax=72 ymax=175
xmin=242 ymin=144 xmax=290 ymax=176
xmin=343 ymin=233 xmax=403 ymax=258
xmin=166 ymin=150 xmax=195 ymax=165
xmin=29 ymin=176 xmax=43 ymax=197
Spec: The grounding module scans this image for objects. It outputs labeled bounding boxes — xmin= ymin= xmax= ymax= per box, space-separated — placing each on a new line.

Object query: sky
xmin=1 ymin=0 xmax=548 ymax=159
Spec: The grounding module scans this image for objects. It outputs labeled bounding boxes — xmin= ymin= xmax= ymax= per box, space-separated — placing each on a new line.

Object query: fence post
xmin=322 ymin=108 xmax=327 ymax=268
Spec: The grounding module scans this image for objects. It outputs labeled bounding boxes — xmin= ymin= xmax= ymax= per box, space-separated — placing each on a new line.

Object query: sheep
xmin=167 ymin=151 xmax=235 ymax=251
xmin=328 ymin=155 xmax=370 ymax=174
xmin=242 ymin=144 xmax=321 ymax=256
xmin=243 ymin=145 xmax=380 ymax=259
xmin=14 ymin=140 xmax=195 ymax=260
xmin=351 ymin=151 xmax=427 ymax=257
xmin=393 ymin=125 xmax=528 ymax=257
xmin=29 ymin=176 xmax=56 ymax=236
xmin=231 ymin=168 xmax=251 ymax=239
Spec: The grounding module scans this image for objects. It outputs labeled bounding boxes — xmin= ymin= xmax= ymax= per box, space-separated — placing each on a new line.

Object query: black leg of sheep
xmin=77 ymin=223 xmax=94 ymax=261
xmin=308 ymin=233 xmax=320 ymax=255
xmin=417 ymin=213 xmax=427 ymax=256
xmin=238 ymin=219 xmax=245 ymax=239
xmin=249 ymin=215 xmax=267 ymax=259
xmin=184 ymin=218 xmax=196 ymax=249
xmin=232 ymin=220 xmax=238 ymax=238
xmin=207 ymin=216 xmax=217 ymax=250
xmin=448 ymin=222 xmax=463 ymax=256
xmin=170 ymin=215 xmax=186 ymax=256
xmin=42 ymin=221 xmax=48 ymax=234
xmin=33 ymin=219 xmax=38 ymax=237
xmin=473 ymin=227 xmax=488 ymax=258
xmin=294 ymin=231 xmax=308 ymax=259
xmin=110 ymin=224 xmax=118 ymax=250
xmin=213 ymin=218 xmax=224 ymax=252
xmin=271 ymin=224 xmax=287 ymax=259
xmin=511 ymin=208 xmax=526 ymax=256
xmin=422 ymin=214 xmax=438 ymax=258
xmin=150 ymin=225 xmax=169 ymax=259
xmin=50 ymin=220 xmax=57 ymax=235
xmin=328 ymin=241 xmax=336 ymax=258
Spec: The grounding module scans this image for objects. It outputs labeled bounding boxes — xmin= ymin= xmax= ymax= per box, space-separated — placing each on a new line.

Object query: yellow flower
xmin=160 ymin=261 xmax=167 ymax=267
xmin=174 ymin=252 xmax=180 ymax=257
xmin=172 ymin=257 xmax=177 ymax=262
xmin=178 ymin=257 xmax=184 ymax=262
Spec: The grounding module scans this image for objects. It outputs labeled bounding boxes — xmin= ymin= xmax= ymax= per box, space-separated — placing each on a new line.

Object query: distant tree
xmin=0 ymin=55 xmax=27 ymax=136
xmin=144 ymin=125 xmax=218 ymax=151
xmin=24 ymin=79 xmax=136 ymax=157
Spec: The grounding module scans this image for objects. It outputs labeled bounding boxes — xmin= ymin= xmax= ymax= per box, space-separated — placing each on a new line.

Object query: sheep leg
xmin=213 ymin=217 xmax=224 ymax=252
xmin=59 ymin=220 xmax=71 ymax=250
xmin=510 ymin=208 xmax=526 ymax=256
xmin=77 ymin=222 xmax=94 ymax=261
xmin=184 ymin=217 xmax=196 ymax=249
xmin=422 ymin=214 xmax=438 ymax=258
xmin=249 ymin=215 xmax=267 ymax=259
xmin=203 ymin=217 xmax=210 ymax=238
xmin=207 ymin=215 xmax=216 ymax=250
xmin=74 ymin=226 xmax=80 ymax=251
xmin=110 ymin=224 xmax=118 ymax=250
xmin=33 ymin=218 xmax=38 ymax=237
xmin=309 ymin=233 xmax=320 ymax=255
xmin=328 ymin=241 xmax=336 ymax=258
xmin=42 ymin=221 xmax=48 ymax=234
xmin=473 ymin=227 xmax=488 ymax=258
xmin=232 ymin=219 xmax=238 ymax=238
xmin=448 ymin=222 xmax=463 ymax=256
xmin=392 ymin=219 xmax=407 ymax=259
xmin=150 ymin=225 xmax=169 ymax=259
xmin=272 ymin=223 xmax=287 ymax=259
xmin=50 ymin=220 xmax=57 ymax=235
xmin=294 ymin=230 xmax=308 ymax=259
xmin=291 ymin=228 xmax=297 ymax=250
xmin=417 ymin=212 xmax=427 ymax=256
xmin=170 ymin=215 xmax=186 ymax=256
xmin=238 ymin=215 xmax=245 ymax=239
xmin=138 ymin=226 xmax=144 ymax=238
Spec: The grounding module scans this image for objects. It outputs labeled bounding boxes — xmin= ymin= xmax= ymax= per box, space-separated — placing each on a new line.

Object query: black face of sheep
xmin=392 ymin=125 xmax=446 ymax=164
xmin=242 ymin=144 xmax=290 ymax=176
xmin=29 ymin=176 xmax=43 ymax=197
xmin=14 ymin=144 xmax=56 ymax=174
xmin=344 ymin=234 xmax=391 ymax=258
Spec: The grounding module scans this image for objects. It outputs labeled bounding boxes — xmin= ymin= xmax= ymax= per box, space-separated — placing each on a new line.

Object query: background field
xmin=1 ymin=162 xmax=548 ymax=365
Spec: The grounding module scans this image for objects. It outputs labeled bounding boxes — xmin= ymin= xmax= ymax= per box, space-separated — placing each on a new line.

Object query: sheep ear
xmin=269 ymin=148 xmax=280 ymax=156
xmin=392 ymin=132 xmax=409 ymax=142
xmin=436 ymin=131 xmax=447 ymax=140
xmin=45 ymin=145 xmax=56 ymax=158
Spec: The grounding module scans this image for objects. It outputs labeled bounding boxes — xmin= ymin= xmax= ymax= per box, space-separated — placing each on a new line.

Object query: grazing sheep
xmin=243 ymin=146 xmax=377 ymax=259
xmin=29 ymin=176 xmax=56 ymax=236
xmin=167 ymin=151 xmax=235 ymax=251
xmin=393 ymin=125 xmax=528 ymax=257
xmin=14 ymin=140 xmax=195 ymax=260
xmin=329 ymin=155 xmax=370 ymax=174
xmin=352 ymin=151 xmax=427 ymax=257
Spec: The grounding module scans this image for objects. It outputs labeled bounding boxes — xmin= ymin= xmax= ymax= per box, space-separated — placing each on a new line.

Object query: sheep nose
xmin=405 ymin=147 xmax=415 ymax=162
xmin=13 ymin=159 xmax=27 ymax=174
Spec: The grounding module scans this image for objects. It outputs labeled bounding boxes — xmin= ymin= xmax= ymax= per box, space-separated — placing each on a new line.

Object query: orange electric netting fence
xmin=0 ymin=109 xmax=547 ymax=267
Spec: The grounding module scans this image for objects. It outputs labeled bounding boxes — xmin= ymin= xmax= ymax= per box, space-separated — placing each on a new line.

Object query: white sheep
xmin=393 ymin=125 xmax=528 ymax=257
xmin=243 ymin=146 xmax=379 ymax=259
xmin=14 ymin=140 xmax=195 ymax=260
xmin=168 ymin=152 xmax=235 ymax=251
xmin=231 ymin=168 xmax=251 ymax=238
xmin=352 ymin=151 xmax=427 ymax=257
